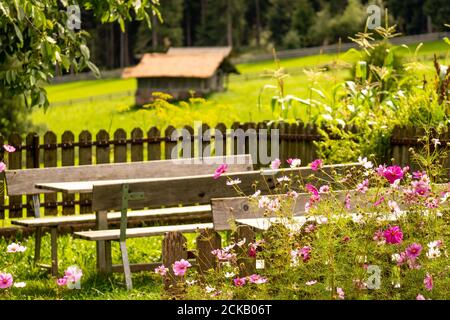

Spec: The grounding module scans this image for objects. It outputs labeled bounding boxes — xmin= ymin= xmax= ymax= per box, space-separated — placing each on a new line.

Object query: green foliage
xmin=0 ymin=0 xmax=160 ymax=109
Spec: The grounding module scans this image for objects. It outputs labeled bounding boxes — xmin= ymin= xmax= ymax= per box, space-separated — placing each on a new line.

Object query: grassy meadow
xmin=29 ymin=40 xmax=450 ymax=137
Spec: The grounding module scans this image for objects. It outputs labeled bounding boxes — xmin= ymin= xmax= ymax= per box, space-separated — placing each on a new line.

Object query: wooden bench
xmin=5 ymin=155 xmax=253 ymax=276
xmin=73 ymin=162 xmax=358 ymax=289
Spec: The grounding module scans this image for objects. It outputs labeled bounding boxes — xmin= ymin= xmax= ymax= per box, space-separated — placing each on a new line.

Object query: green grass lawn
xmin=30 ymin=40 xmax=450 ymax=137
xmin=0 ymin=231 xmax=209 ymax=300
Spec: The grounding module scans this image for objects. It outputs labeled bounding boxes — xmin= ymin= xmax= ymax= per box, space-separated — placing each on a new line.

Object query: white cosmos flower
xmin=226 ymin=179 xmax=241 ymax=186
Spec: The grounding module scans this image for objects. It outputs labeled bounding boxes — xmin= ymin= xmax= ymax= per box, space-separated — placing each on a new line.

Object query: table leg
xmin=34 ymin=227 xmax=43 ymax=265
xmin=96 ymin=210 xmax=109 ymax=276
xmin=50 ymin=227 xmax=58 ymax=277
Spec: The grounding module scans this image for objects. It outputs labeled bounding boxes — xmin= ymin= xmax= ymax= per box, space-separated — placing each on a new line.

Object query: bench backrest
xmin=5 ymin=155 xmax=253 ymax=196
xmin=92 ymin=162 xmax=359 ymax=212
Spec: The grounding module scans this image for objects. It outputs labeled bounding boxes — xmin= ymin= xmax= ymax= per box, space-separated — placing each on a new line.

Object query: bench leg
xmin=34 ymin=227 xmax=43 ymax=265
xmin=95 ymin=210 xmax=109 ymax=276
xmin=119 ymin=241 xmax=132 ymax=290
xmin=50 ymin=227 xmax=58 ymax=277
xmin=105 ymin=240 xmax=112 ymax=274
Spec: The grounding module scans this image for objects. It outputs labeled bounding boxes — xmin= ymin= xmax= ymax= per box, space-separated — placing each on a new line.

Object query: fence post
xmin=162 ymin=231 xmax=188 ymax=292
xmin=196 ymin=229 xmax=221 ymax=274
xmin=233 ymin=225 xmax=256 ymax=277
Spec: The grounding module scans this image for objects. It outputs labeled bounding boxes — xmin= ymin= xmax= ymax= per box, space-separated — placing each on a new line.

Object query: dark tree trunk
xmin=227 ymin=0 xmax=233 ymax=47
xmin=255 ymin=0 xmax=261 ymax=47
xmin=152 ymin=15 xmax=158 ymax=50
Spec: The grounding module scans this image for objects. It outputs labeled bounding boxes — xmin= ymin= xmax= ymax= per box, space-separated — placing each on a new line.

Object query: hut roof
xmin=122 ymin=47 xmax=232 ymax=79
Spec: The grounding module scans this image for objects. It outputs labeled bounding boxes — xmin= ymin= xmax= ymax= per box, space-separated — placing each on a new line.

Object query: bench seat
xmin=74 ymin=222 xmax=214 ymax=241
xmin=10 ymin=205 xmax=212 ymax=228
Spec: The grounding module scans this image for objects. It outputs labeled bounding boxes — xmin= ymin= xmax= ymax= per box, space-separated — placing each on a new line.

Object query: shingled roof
xmin=122 ymin=47 xmax=232 ymax=79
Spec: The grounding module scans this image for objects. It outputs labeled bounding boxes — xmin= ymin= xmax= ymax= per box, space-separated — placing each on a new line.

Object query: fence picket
xmin=114 ymin=129 xmax=127 ymax=163
xmin=43 ymin=131 xmax=58 ymax=216
xmin=130 ymin=128 xmax=143 ymax=162
xmin=147 ymin=127 xmax=161 ymax=161
xmin=61 ymin=131 xmax=75 ymax=215
xmin=79 ymin=130 xmax=92 ymax=214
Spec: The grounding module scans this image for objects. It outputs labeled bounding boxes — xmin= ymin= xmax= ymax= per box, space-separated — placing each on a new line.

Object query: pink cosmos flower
xmin=373 ymin=230 xmax=384 ymax=242
xmin=373 ymin=196 xmax=385 ymax=207
xmin=287 ymin=190 xmax=299 ymax=199
xmin=412 ymin=178 xmax=431 ymax=197
xmin=319 ymin=185 xmax=330 ymax=193
xmin=384 ymin=226 xmax=403 ymax=244
xmin=310 ymin=159 xmax=323 ymax=171
xmin=304 ymin=224 xmax=316 ymax=233
xmin=211 ymin=249 xmax=236 ymax=261
xmin=0 ymin=162 xmax=6 ymax=173
xmin=305 ymin=280 xmax=317 ymax=286
xmin=425 ymin=197 xmax=439 ymax=209
xmin=424 ymin=273 xmax=433 ymax=291
xmin=388 ymin=200 xmax=401 ymax=214
xmin=57 ymin=277 xmax=68 ymax=286
xmin=406 ymin=243 xmax=422 ymax=259
xmin=3 ymin=144 xmax=16 ymax=153
xmin=173 ymin=259 xmax=192 ymax=276
xmin=380 ymin=165 xmax=404 ymax=184
xmin=412 ymin=171 xmax=426 ymax=179
xmin=336 ymin=287 xmax=345 ymax=300
xmin=7 ymin=242 xmax=26 ymax=253
xmin=286 ymin=158 xmax=301 ymax=168
xmin=248 ymin=245 xmax=257 ymax=258
xmin=356 ymin=179 xmax=369 ymax=193
xmin=344 ymin=193 xmax=351 ymax=209
xmin=270 ymin=158 xmax=281 ymax=170
xmin=64 ymin=266 xmax=83 ymax=284
xmin=248 ymin=274 xmax=268 ymax=284
xmin=233 ymin=277 xmax=246 ymax=287
xmin=416 ymin=294 xmax=426 ymax=300
xmin=154 ymin=265 xmax=169 ymax=276
xmin=305 ymin=184 xmax=319 ymax=196
xmin=0 ymin=273 xmax=13 ymax=289
xmin=213 ymin=164 xmax=228 ymax=179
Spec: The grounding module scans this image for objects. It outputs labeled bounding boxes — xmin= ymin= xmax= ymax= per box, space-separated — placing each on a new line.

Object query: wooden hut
xmin=122 ymin=47 xmax=238 ymax=104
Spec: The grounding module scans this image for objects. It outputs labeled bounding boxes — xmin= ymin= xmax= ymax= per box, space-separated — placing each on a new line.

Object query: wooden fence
xmin=0 ymin=121 xmax=443 ymax=223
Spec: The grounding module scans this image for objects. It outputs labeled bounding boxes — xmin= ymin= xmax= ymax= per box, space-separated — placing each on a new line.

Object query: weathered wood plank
xmin=92 ymin=163 xmax=359 ymax=212
xmin=6 ymin=154 xmax=253 ymax=196
xmin=74 ymin=223 xmax=213 ymax=241
xmin=11 ymin=204 xmax=212 ymax=227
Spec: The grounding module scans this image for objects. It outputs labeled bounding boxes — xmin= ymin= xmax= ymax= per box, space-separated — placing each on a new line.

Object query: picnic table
xmin=32 ymin=178 xmax=158 ymax=275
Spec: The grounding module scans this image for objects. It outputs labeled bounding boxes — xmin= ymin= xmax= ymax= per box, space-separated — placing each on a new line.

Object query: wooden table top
xmin=235 ymin=216 xmax=308 ymax=231
xmin=35 ymin=177 xmax=164 ymax=193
